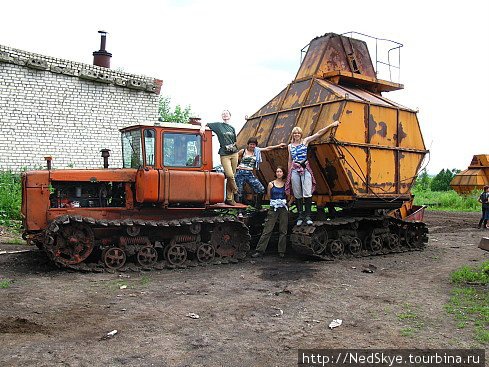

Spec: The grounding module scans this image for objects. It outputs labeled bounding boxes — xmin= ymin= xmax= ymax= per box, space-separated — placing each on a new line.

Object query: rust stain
xmin=378 ymin=122 xmax=387 ymax=138
xmin=323 ymin=159 xmax=338 ymax=189
xmin=368 ymin=114 xmax=377 ymax=140
xmin=332 ymin=101 xmax=346 ymax=121
xmin=368 ymin=114 xmax=388 ymax=138
xmin=397 ymin=122 xmax=407 ymax=143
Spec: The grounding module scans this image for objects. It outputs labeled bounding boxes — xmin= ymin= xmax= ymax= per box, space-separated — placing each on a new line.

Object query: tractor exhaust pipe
xmin=100 ymin=149 xmax=111 ymax=169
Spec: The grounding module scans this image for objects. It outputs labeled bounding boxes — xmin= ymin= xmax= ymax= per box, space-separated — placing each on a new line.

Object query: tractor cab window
xmin=144 ymin=129 xmax=156 ymax=166
xmin=122 ymin=130 xmax=143 ymax=168
xmin=163 ymin=133 xmax=202 ymax=167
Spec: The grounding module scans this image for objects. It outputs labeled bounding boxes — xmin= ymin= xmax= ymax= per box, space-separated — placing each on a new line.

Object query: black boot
xmin=304 ymin=197 xmax=313 ymax=225
xmin=296 ymin=198 xmax=304 ymax=226
xmin=484 ymin=220 xmax=488 ymax=229
xmin=255 ymin=193 xmax=263 ymax=210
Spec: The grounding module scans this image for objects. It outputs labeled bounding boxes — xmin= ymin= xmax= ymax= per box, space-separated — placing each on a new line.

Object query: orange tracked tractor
xmin=21 ymin=31 xmax=428 ymax=270
xmin=22 ymin=122 xmax=250 ymax=270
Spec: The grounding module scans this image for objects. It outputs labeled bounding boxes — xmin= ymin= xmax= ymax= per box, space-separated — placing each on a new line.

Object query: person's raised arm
xmin=267 ymin=181 xmax=273 ymax=197
xmin=303 ymin=121 xmax=340 ymax=146
xmin=238 ymin=148 xmax=245 ymax=162
xmin=287 ymin=145 xmax=292 ymax=173
xmin=199 ymin=120 xmax=207 ymax=138
xmin=260 ymin=142 xmax=287 ymax=152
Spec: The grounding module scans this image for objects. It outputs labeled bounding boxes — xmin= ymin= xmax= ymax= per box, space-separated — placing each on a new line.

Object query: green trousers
xmin=255 ymin=207 xmax=288 ymax=254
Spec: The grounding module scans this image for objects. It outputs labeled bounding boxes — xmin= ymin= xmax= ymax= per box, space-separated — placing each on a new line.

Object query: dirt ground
xmin=0 ymin=211 xmax=487 ymax=367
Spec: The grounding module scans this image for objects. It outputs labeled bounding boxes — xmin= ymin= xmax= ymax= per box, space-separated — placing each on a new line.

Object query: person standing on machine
xmin=286 ymin=121 xmax=339 ymax=225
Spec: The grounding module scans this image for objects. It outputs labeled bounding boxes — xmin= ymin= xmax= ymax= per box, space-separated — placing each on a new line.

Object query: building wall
xmin=0 ymin=44 xmax=162 ymax=171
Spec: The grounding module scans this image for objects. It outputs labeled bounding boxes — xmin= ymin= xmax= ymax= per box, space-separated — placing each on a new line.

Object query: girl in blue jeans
xmin=236 ymin=137 xmax=286 ymax=209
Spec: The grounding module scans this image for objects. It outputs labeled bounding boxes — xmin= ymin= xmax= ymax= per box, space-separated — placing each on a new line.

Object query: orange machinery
xmin=237 ymin=32 xmax=428 ymax=258
xmin=450 ymin=155 xmax=489 ymax=195
xmin=238 ymin=32 xmax=428 ymax=211
xmin=21 ymin=122 xmax=250 ymax=269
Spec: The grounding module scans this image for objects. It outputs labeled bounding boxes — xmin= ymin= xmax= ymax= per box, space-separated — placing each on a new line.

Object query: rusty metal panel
xmin=295 ymin=106 xmax=322 ymax=138
xmin=256 ymin=87 xmax=287 ymax=116
xmin=398 ymin=110 xmax=425 ymax=150
xmin=282 ymin=79 xmax=312 ymax=109
xmin=309 ymin=144 xmax=352 ymax=195
xmin=306 ymin=79 xmax=341 ymax=105
xmin=335 ymin=101 xmax=366 ymax=144
xmin=317 ymin=80 xmax=363 ymax=102
xmin=399 ymin=152 xmax=424 ymax=194
xmin=369 ymin=149 xmax=396 ymax=193
xmin=258 ymin=149 xmax=289 ymax=188
xmin=348 ymin=38 xmax=376 ymax=78
xmin=318 ymin=35 xmax=375 ymax=78
xmin=337 ymin=145 xmax=368 ymax=194
xmin=311 ymin=102 xmax=345 ymax=142
xmin=344 ymin=87 xmax=394 ymax=107
xmin=369 ymin=106 xmax=397 ymax=147
xmin=295 ymin=37 xmax=328 ymax=80
xmin=317 ymin=36 xmax=351 ymax=77
xmin=267 ymin=110 xmax=299 ymax=146
xmin=237 ymin=117 xmax=261 ymax=148
xmin=254 ymin=115 xmax=277 ymax=146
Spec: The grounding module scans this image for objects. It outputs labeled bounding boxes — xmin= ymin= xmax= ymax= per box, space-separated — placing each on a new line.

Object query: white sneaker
xmin=306 ymin=217 xmax=313 ymax=225
xmin=296 ymin=218 xmax=303 ymax=226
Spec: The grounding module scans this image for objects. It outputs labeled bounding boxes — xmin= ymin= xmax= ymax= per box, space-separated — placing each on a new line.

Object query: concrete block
xmin=479 ymin=237 xmax=489 ymax=252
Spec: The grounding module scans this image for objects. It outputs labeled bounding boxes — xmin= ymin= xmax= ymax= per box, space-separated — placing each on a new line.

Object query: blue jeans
xmin=235 ymin=169 xmax=265 ymax=196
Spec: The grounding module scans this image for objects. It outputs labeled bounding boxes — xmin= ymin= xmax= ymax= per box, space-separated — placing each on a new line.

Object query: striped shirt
xmin=290 ymin=143 xmax=308 ymax=162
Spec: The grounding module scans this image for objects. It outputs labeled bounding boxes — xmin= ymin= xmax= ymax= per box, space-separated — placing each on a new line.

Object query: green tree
xmin=158 ymin=96 xmax=192 ymax=123
xmin=414 ymin=168 xmax=431 ymax=191
xmin=430 ymin=168 xmax=457 ymax=191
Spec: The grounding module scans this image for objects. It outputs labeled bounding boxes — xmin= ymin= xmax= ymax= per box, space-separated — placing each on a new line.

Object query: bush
xmin=0 ymin=171 xmax=22 ymax=224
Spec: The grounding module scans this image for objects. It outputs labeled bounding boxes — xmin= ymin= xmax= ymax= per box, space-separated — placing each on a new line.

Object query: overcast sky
xmin=1 ymin=0 xmax=488 ymax=174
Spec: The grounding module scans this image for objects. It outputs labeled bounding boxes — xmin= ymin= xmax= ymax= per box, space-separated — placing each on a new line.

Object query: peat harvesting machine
xmin=21 ymin=122 xmax=250 ymax=271
xmin=238 ymin=32 xmax=429 ymax=259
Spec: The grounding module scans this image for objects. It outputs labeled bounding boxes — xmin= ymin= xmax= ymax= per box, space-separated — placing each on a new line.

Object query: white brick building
xmin=0 ymin=44 xmax=161 ymax=171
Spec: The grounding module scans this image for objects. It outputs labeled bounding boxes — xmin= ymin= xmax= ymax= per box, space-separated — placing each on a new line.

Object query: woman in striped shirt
xmin=286 ymin=121 xmax=340 ymax=226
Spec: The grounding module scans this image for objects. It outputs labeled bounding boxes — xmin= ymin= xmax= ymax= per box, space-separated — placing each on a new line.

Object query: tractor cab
xmin=120 ymin=122 xmax=226 ymax=207
xmin=120 ymin=122 xmax=214 ymax=171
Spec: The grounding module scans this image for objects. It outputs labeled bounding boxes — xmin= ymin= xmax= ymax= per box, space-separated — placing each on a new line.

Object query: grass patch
xmin=446 ymin=263 xmax=489 ymax=344
xmin=451 ymin=261 xmax=489 ymax=285
xmin=397 ymin=303 xmax=424 ymax=337
xmin=400 ymin=327 xmax=416 ymax=337
xmin=0 ymin=279 xmax=12 ymax=289
xmin=140 ymin=275 xmax=151 ymax=286
xmin=412 ymin=188 xmax=479 ymax=212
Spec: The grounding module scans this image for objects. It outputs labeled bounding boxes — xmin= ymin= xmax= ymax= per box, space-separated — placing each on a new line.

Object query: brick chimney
xmin=93 ymin=30 xmax=112 ymax=68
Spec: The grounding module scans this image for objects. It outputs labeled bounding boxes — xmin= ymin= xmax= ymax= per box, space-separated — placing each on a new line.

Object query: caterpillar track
xmin=28 ymin=214 xmax=250 ymax=273
xmin=290 ymin=216 xmax=428 ymax=260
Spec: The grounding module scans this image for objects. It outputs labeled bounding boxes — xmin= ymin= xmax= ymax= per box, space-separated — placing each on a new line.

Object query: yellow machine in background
xmin=450 ymin=155 xmax=489 ymax=195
